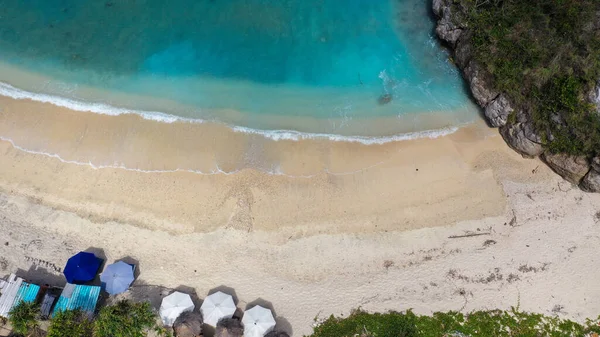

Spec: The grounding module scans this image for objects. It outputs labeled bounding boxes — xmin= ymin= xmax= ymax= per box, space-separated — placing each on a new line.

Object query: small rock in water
xmin=378 ymin=93 xmax=392 ymax=105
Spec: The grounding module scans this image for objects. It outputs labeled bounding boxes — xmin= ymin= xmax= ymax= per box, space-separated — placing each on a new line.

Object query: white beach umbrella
xmin=242 ymin=305 xmax=276 ymax=337
xmin=160 ymin=291 xmax=195 ymax=326
xmin=200 ymin=291 xmax=236 ymax=327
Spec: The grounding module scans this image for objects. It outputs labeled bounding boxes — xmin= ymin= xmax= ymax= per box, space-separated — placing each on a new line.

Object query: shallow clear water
xmin=0 ymin=0 xmax=475 ymax=136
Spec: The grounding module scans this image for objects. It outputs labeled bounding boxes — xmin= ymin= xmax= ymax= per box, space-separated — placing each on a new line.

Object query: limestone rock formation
xmin=581 ymin=169 xmax=600 ymax=192
xmin=582 ymin=157 xmax=600 ymax=192
xmin=591 ymin=157 xmax=600 ymax=171
xmin=499 ymin=122 xmax=544 ymax=158
xmin=590 ymin=81 xmax=600 ymax=114
xmin=432 ymin=0 xmax=464 ymax=47
xmin=463 ymin=63 xmax=499 ymax=108
xmin=484 ymin=94 xmax=513 ymax=127
xmin=542 ymin=153 xmax=590 ymax=184
xmin=454 ymin=34 xmax=473 ymax=69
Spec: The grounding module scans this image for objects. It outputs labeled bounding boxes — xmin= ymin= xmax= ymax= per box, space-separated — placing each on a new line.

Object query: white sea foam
xmin=0 ymin=135 xmax=327 ymax=178
xmin=0 ymin=81 xmax=461 ymax=145
xmin=0 ymin=135 xmax=400 ymax=178
xmin=231 ymin=125 xmax=459 ymax=144
xmin=0 ymin=81 xmax=183 ymax=123
xmin=0 ymin=81 xmax=467 ymax=177
xmin=0 ymin=135 xmax=250 ymax=176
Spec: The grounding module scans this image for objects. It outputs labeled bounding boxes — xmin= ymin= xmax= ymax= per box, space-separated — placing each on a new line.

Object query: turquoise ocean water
xmin=0 ymin=0 xmax=476 ymax=139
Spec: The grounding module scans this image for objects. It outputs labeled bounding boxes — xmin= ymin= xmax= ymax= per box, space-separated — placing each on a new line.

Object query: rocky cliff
xmin=432 ymin=0 xmax=600 ymax=192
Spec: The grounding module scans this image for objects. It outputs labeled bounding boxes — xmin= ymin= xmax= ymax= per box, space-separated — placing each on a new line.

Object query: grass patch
xmin=459 ymin=0 xmax=600 ymax=157
xmin=307 ymin=309 xmax=600 ymax=337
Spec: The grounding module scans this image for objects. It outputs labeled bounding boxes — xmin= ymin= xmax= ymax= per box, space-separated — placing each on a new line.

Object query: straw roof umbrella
xmin=265 ymin=332 xmax=290 ymax=337
xmin=216 ymin=318 xmax=244 ymax=337
xmin=173 ymin=311 xmax=203 ymax=337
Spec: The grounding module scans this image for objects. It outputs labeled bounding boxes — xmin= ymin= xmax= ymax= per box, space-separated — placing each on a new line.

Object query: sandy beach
xmin=1 ymin=95 xmax=600 ymax=335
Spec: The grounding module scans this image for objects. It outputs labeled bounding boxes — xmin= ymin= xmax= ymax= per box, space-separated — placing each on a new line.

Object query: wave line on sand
xmin=0 ymin=81 xmax=461 ymax=145
xmin=0 ymin=135 xmax=402 ymax=178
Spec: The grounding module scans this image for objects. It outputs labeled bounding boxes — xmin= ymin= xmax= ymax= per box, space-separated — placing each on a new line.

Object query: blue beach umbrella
xmin=63 ymin=252 xmax=102 ymax=284
xmin=100 ymin=261 xmax=135 ymax=295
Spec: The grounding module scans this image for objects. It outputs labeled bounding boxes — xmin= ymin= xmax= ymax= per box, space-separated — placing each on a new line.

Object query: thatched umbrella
xmin=216 ymin=318 xmax=244 ymax=337
xmin=265 ymin=332 xmax=290 ymax=337
xmin=173 ymin=311 xmax=203 ymax=337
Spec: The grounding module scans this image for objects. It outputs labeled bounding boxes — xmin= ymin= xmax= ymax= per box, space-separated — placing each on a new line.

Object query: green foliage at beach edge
xmin=8 ymin=301 xmax=40 ymax=337
xmin=461 ymin=0 xmax=600 ymax=157
xmin=45 ymin=300 xmax=171 ymax=337
xmin=307 ymin=309 xmax=600 ymax=337
xmin=47 ymin=309 xmax=94 ymax=337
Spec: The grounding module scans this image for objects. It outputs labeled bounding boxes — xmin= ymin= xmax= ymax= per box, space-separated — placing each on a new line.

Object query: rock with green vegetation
xmin=306 ymin=309 xmax=600 ymax=337
xmin=47 ymin=309 xmax=93 ymax=337
xmin=8 ymin=301 xmax=40 ymax=337
xmin=432 ymin=0 xmax=464 ymax=46
xmin=433 ymin=0 xmax=600 ymax=191
xmin=94 ymin=300 xmax=159 ymax=337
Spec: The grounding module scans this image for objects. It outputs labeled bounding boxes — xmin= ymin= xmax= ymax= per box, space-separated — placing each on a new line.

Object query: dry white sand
xmin=1 ymin=179 xmax=600 ymax=336
xmin=0 ymin=96 xmax=599 ymax=335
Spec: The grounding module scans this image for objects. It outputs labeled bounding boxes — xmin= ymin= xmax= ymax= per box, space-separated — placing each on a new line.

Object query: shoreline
xmin=0 ymin=60 xmax=479 ymax=142
xmin=0 ymin=91 xmax=552 ymax=236
xmin=0 ymin=91 xmax=473 ymax=176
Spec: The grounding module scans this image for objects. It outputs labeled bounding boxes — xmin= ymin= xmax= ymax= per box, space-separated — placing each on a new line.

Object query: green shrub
xmin=534 ymin=76 xmax=600 ymax=155
xmin=460 ymin=0 xmax=600 ymax=157
xmin=309 ymin=310 xmax=419 ymax=337
xmin=8 ymin=301 xmax=39 ymax=337
xmin=47 ymin=309 xmax=93 ymax=337
xmin=94 ymin=300 xmax=157 ymax=337
xmin=306 ymin=308 xmax=600 ymax=337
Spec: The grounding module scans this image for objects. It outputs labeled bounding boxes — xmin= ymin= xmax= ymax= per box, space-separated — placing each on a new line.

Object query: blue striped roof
xmin=52 ymin=284 xmax=101 ymax=317
xmin=14 ymin=283 xmax=40 ymax=304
